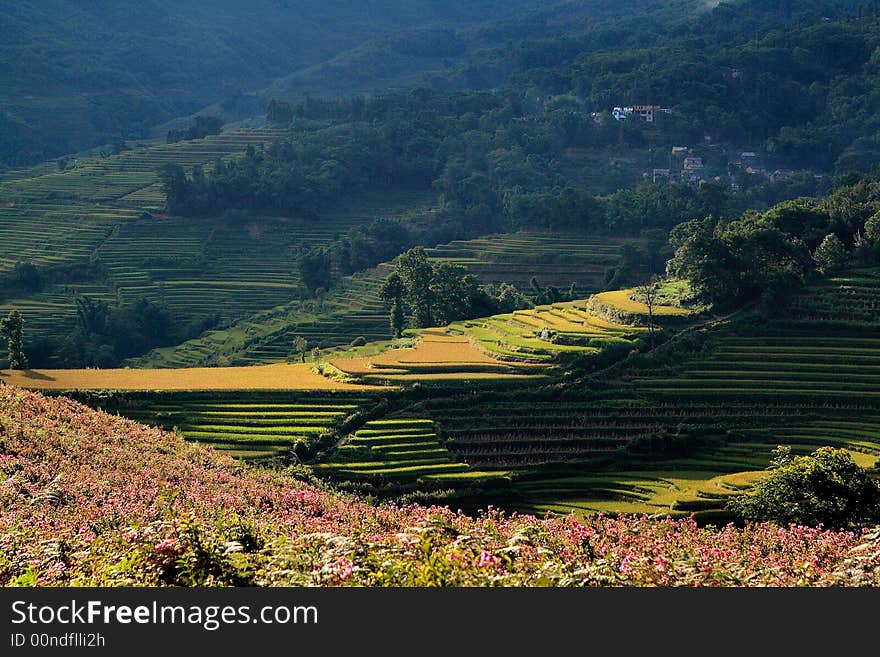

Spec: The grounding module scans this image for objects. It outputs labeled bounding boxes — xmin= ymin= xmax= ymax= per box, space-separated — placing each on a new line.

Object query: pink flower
xmin=478 ymin=550 xmax=498 ymax=569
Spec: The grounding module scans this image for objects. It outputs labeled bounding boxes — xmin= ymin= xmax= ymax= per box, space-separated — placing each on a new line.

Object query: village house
xmin=682 ymin=156 xmax=705 ymax=183
xmin=612 ymin=105 xmax=671 ymax=122
xmin=652 ymin=168 xmax=671 ymax=183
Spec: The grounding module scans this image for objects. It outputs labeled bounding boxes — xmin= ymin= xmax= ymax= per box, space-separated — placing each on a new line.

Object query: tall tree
xmin=0 ymin=310 xmax=28 ymax=370
xmin=813 ymin=233 xmax=848 ymax=274
xmin=395 ymin=248 xmax=434 ymax=328
xmin=293 ymin=335 xmax=309 ymax=362
xmin=380 ymin=273 xmax=407 ymax=338
xmin=635 ymin=276 xmax=661 ymax=334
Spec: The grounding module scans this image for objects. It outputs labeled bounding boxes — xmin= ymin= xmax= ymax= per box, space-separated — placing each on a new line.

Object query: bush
xmin=727 ymin=446 xmax=880 ymax=530
xmin=350 ymin=336 xmax=367 ymax=347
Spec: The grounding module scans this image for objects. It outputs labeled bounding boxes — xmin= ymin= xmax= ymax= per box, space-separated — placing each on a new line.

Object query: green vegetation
xmin=0 ymin=310 xmax=27 ymax=369
xmin=100 ymin=391 xmax=375 ymax=462
xmin=0 ymin=128 xmax=437 ymax=366
xmin=134 ymin=232 xmax=641 ymax=368
xmin=425 ymin=233 xmax=642 ymax=297
xmin=10 ymin=0 xmax=880 ymax=528
xmin=0 ymin=0 xmax=547 ymax=168
xmin=315 ymin=418 xmax=509 ymax=494
xmin=727 ymin=446 xmax=880 ymax=529
xmin=448 ymin=298 xmax=655 ymax=365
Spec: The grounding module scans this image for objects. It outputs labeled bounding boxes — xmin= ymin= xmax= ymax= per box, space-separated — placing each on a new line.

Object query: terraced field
xmin=0 ymin=129 xmax=285 ymax=209
xmin=327 ymin=286 xmax=693 ymax=384
xmin=137 ymin=232 xmax=647 ymax=369
xmin=314 ymin=418 xmax=509 ymax=486
xmin=132 ymin=268 xmax=393 ymax=368
xmin=0 ymin=362 xmax=379 ymax=392
xmin=106 ymin=392 xmax=375 ymax=461
xmin=425 ymin=233 xmax=642 ymax=296
xmin=400 ymin=271 xmax=880 ymax=516
xmin=448 ymin=300 xmax=653 ymax=364
xmin=0 ymin=125 xmax=437 ymax=363
xmin=328 ymin=329 xmax=545 ymax=384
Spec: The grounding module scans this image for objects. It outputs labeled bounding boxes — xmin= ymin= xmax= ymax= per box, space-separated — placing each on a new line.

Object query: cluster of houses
xmin=650 ymin=146 xmax=706 ymax=184
xmin=611 ymin=105 xmax=671 ymax=122
xmin=649 ymin=146 xmax=811 ymax=188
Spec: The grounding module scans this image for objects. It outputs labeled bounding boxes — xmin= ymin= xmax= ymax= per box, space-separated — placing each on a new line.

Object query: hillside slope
xmin=0 ymin=384 xmax=877 ymax=586
xmin=0 ymin=0 xmax=546 ymax=167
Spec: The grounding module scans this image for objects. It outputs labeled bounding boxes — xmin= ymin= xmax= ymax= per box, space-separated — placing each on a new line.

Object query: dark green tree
xmin=727 ymin=446 xmax=880 ymax=529
xmin=296 ymin=248 xmax=334 ymax=296
xmin=395 ymin=248 xmax=434 ymax=328
xmin=813 ymin=233 xmax=848 ymax=274
xmin=429 ymin=262 xmax=474 ymax=325
xmin=667 ymin=215 xmax=811 ymax=309
xmin=0 ymin=310 xmax=28 ymax=369
xmin=380 ymin=273 xmax=407 ymax=338
xmin=389 ymin=300 xmax=406 ymax=339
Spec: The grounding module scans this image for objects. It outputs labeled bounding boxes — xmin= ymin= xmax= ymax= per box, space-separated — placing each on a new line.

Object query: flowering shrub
xmin=1 ymin=386 xmax=878 ymax=587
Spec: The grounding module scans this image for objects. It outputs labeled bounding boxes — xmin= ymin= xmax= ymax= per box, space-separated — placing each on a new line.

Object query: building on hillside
xmin=612 ymin=105 xmax=671 ymax=122
xmin=631 ymin=105 xmax=670 ymax=122
xmin=652 ymin=168 xmax=671 ymax=183
xmin=671 ymin=146 xmax=689 ymax=158
xmin=682 ymin=156 xmax=705 ymax=183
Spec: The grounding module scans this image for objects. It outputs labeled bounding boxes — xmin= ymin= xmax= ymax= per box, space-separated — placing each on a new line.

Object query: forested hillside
xmin=4 ymin=1 xmax=871 ymax=169
xmin=0 ymin=0 xmax=546 ymax=168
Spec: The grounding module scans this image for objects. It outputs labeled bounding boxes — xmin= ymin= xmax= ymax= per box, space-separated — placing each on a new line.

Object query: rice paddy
xmin=401 ymin=271 xmax=880 ymax=516
xmin=105 ymin=391 xmax=375 ymax=461
xmin=0 ymin=362 xmax=381 ymax=391
xmin=0 ymin=128 xmax=436 ymax=364
xmin=314 ymin=418 xmax=510 ymax=485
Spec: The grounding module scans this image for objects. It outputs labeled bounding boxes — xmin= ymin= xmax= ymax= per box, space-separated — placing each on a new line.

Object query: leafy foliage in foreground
xmin=1 ymin=386 xmax=878 ymax=586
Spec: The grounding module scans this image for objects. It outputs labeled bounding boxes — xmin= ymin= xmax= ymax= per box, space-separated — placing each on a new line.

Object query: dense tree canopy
xmin=728 ymin=446 xmax=880 ymax=529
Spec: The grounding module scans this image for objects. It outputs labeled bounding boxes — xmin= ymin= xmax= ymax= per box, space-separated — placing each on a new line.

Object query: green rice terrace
xmin=134 ymin=232 xmax=644 ymax=368
xmin=425 ymin=233 xmax=643 ymax=297
xmin=402 ymin=271 xmax=880 ymax=519
xmin=96 ymin=391 xmax=376 ymax=462
xmin=10 ymin=265 xmax=880 ymax=522
xmin=0 ymin=128 xmax=437 ymax=364
xmin=313 ymin=418 xmax=509 ymax=489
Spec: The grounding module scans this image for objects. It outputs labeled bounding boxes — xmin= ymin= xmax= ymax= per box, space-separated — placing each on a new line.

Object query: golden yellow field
xmin=330 ymin=329 xmax=540 ymax=381
xmin=0 ymin=363 xmax=381 ymax=392
xmin=593 ymin=289 xmax=692 ymax=316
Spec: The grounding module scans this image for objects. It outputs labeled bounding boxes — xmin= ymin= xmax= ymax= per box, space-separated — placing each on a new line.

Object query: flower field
xmin=1 ymin=385 xmax=877 ymax=587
